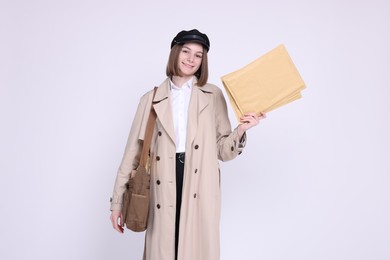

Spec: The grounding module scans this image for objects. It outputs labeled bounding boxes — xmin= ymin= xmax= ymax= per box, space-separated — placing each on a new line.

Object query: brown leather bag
xmin=122 ymin=87 xmax=157 ymax=232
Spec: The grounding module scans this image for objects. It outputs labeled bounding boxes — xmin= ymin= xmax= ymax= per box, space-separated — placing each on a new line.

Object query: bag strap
xmin=139 ymin=87 xmax=158 ymax=168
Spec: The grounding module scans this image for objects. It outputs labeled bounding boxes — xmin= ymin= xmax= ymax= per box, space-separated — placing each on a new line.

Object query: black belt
xmin=176 ymin=153 xmax=185 ymax=164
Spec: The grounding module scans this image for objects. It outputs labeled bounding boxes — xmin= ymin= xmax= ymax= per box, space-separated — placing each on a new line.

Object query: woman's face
xmin=177 ymin=42 xmax=203 ymax=77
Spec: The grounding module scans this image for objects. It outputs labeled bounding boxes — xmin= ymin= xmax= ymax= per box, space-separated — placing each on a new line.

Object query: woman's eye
xmin=196 ymin=55 xmax=202 ymax=58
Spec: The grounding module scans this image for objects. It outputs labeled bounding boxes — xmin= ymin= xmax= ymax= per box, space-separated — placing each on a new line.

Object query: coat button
xmin=194 ymin=193 xmax=197 ymax=198
xmin=157 ymin=204 xmax=161 ymax=209
xmin=231 ymin=146 xmax=234 ymax=151
xmin=194 ymin=145 xmax=199 ymax=150
xmin=156 ymin=180 xmax=161 ymax=185
xmin=194 ymin=169 xmax=198 ymax=174
xmin=158 ymin=131 xmax=162 ymax=136
xmin=156 ymin=156 xmax=160 ymax=161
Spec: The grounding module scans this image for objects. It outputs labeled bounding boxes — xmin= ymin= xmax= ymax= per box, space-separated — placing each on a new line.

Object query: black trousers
xmin=175 ymin=153 xmax=185 ymax=260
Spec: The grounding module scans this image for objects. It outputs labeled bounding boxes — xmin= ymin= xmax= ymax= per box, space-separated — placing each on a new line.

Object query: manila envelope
xmin=221 ymin=44 xmax=306 ymax=121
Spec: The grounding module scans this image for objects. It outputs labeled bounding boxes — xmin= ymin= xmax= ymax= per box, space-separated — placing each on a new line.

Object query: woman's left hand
xmin=237 ymin=112 xmax=266 ymax=139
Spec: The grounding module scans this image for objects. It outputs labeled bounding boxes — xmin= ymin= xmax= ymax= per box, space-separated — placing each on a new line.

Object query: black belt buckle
xmin=177 ymin=153 xmax=185 ymax=164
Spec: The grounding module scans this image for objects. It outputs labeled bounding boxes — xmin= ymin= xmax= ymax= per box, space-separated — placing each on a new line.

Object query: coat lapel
xmin=153 ymin=78 xmax=214 ymax=149
xmin=186 ymin=83 xmax=212 ymax=149
xmin=153 ymin=79 xmax=176 ymax=144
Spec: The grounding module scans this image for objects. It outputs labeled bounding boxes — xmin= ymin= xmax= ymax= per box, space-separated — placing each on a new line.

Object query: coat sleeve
xmin=110 ymin=92 xmax=152 ymax=211
xmin=214 ymin=87 xmax=247 ymax=162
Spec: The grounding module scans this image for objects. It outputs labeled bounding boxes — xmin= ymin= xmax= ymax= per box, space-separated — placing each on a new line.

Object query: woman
xmin=110 ymin=29 xmax=266 ymax=260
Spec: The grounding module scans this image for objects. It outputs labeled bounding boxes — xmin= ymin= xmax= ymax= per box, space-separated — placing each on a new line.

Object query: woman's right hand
xmin=110 ymin=210 xmax=124 ymax=233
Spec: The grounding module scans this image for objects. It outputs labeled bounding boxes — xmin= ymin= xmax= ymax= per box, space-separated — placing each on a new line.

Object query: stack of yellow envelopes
xmin=221 ymin=44 xmax=306 ymax=121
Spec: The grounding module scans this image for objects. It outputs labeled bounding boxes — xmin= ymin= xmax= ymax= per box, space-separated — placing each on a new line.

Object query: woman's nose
xmin=187 ymin=54 xmax=194 ymax=62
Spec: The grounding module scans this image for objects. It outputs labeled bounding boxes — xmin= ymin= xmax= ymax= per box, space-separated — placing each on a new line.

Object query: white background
xmin=1 ymin=0 xmax=389 ymax=259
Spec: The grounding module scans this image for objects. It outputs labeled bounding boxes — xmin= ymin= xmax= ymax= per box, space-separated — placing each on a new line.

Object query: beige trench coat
xmin=111 ymin=78 xmax=246 ymax=260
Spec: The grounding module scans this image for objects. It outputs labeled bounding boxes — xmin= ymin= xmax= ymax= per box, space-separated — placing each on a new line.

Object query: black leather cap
xmin=171 ymin=29 xmax=210 ymax=52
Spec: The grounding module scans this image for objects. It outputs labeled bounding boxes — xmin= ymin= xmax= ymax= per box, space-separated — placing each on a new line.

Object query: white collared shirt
xmin=170 ymin=77 xmax=193 ymax=153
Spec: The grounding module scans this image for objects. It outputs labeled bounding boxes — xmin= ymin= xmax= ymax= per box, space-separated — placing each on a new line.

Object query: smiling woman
xmin=177 ymin=43 xmax=203 ymax=78
xmin=166 ymin=32 xmax=209 ymax=86
xmin=109 ymin=29 xmax=265 ymax=260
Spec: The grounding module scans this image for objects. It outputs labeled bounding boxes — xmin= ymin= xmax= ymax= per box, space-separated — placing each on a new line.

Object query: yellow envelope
xmin=221 ymin=44 xmax=306 ymax=121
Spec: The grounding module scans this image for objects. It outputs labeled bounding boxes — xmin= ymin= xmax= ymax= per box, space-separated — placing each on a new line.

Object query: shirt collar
xmin=169 ymin=76 xmax=194 ymax=91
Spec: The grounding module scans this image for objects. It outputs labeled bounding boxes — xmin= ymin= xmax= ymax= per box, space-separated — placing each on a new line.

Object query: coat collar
xmin=152 ymin=77 xmax=213 ymax=146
